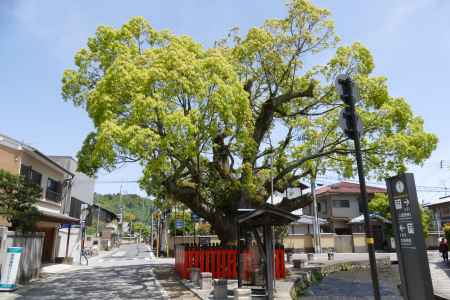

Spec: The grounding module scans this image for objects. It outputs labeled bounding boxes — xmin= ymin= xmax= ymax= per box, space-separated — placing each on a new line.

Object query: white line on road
xmin=112 ymin=251 xmax=126 ymax=257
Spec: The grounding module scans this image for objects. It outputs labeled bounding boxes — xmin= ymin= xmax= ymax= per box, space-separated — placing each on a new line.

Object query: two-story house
xmin=424 ymin=196 xmax=450 ymax=231
xmin=0 ymin=134 xmax=79 ymax=262
xmin=49 ymin=156 xmax=95 ymax=262
xmin=302 ymin=181 xmax=386 ymax=235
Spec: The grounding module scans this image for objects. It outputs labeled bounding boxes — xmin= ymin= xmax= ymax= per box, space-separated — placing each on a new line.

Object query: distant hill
xmin=94 ymin=193 xmax=153 ymax=224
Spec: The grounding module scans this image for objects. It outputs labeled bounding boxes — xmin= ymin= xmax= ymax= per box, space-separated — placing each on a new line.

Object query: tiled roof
xmin=423 ymin=196 xmax=450 ymax=207
xmin=315 ymin=181 xmax=386 ymax=196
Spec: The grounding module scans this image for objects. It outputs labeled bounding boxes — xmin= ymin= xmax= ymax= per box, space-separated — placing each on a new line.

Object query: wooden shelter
xmin=237 ymin=204 xmax=298 ymax=299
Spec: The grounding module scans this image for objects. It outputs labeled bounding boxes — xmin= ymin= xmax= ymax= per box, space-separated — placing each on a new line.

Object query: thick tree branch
xmin=250 ymin=83 xmax=315 ymax=163
xmin=276 ymin=192 xmax=312 ymax=212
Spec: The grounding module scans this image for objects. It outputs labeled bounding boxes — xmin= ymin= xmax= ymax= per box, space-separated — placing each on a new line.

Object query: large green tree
xmin=62 ymin=1 xmax=437 ymax=243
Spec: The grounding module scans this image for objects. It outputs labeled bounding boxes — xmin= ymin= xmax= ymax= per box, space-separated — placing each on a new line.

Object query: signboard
xmin=199 ymin=236 xmax=210 ymax=247
xmin=0 ymin=247 xmax=23 ymax=291
xmin=386 ymin=173 xmax=433 ymax=300
xmin=191 ymin=213 xmax=200 ymax=223
xmin=175 ymin=219 xmax=184 ymax=229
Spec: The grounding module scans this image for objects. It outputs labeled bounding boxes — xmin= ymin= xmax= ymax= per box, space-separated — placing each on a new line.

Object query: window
xmin=46 ymin=178 xmax=61 ymax=202
xmin=333 ymin=199 xmax=350 ymax=208
xmin=20 ymin=165 xmax=42 ymax=186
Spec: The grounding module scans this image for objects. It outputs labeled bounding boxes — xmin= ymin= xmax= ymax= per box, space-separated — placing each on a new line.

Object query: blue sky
xmin=1 ymin=0 xmax=450 ymax=201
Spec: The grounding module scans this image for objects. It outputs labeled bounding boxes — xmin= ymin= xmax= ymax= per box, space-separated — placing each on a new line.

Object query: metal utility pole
xmin=311 ymin=174 xmax=321 ymax=254
xmin=96 ymin=202 xmax=100 ymax=238
xmin=269 ymin=146 xmax=276 ymax=290
xmin=150 ymin=205 xmax=154 ymax=250
xmin=336 ymin=74 xmax=380 ymax=300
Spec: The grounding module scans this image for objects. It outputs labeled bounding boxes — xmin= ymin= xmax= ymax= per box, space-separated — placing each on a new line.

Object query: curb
xmin=175 ymin=276 xmax=204 ymax=300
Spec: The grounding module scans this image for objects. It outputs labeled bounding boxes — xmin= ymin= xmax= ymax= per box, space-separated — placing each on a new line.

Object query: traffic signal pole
xmin=337 ymin=75 xmax=381 ymax=300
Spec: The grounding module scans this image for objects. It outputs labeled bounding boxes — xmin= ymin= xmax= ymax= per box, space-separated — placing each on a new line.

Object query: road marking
xmin=112 ymin=251 xmax=126 ymax=257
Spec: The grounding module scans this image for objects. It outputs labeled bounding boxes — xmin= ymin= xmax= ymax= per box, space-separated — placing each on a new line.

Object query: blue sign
xmin=191 ymin=213 xmax=200 ymax=222
xmin=175 ymin=220 xmax=184 ymax=229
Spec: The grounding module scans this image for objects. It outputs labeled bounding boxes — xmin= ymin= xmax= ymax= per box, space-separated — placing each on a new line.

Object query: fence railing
xmin=175 ymin=245 xmax=285 ymax=280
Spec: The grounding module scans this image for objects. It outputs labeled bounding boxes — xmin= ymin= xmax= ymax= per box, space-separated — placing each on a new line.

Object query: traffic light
xmin=335 ymin=74 xmax=362 ymax=140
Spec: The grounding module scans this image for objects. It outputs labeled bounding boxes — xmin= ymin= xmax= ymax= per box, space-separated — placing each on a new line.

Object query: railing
xmin=45 ymin=189 xmax=61 ymax=202
xmin=175 ymin=244 xmax=286 ymax=280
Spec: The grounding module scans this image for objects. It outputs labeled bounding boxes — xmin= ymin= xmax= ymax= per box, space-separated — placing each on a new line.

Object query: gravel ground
xmin=304 ymin=265 xmax=402 ymax=299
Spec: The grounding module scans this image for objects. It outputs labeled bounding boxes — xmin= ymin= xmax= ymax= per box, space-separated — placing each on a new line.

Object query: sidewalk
xmin=428 ymin=252 xmax=450 ymax=299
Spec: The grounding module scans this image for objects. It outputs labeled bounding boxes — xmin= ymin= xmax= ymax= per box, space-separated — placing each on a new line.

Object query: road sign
xmin=175 ymin=219 xmax=184 ymax=229
xmin=199 ymin=236 xmax=210 ymax=247
xmin=191 ymin=213 xmax=200 ymax=223
xmin=386 ymin=173 xmax=433 ymax=300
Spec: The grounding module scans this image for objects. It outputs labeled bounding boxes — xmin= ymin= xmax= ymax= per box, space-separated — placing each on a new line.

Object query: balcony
xmin=45 ymin=189 xmax=61 ymax=202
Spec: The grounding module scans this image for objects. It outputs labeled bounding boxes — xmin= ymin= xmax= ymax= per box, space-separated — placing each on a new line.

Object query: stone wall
xmin=352 ymin=233 xmax=368 ymax=253
xmin=284 ymin=233 xmax=369 ymax=253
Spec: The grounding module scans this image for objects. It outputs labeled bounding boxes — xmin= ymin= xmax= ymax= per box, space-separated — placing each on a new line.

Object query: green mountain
xmin=94 ymin=193 xmax=153 ymax=224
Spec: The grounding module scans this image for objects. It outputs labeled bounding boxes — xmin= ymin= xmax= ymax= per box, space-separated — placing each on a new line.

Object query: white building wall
xmin=56 ymin=227 xmax=82 ymax=263
xmin=330 ymin=195 xmax=360 ymax=218
xmin=50 ymin=156 xmax=95 ymax=206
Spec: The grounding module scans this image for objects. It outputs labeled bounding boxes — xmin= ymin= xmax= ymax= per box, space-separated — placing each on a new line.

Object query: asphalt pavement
xmin=4 ymin=243 xmax=194 ymax=300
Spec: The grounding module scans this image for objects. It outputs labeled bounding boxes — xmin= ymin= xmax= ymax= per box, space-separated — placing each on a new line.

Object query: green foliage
xmin=443 ymin=223 xmax=450 ymax=241
xmin=368 ymin=193 xmax=391 ymax=219
xmin=63 ymin=1 xmax=437 ymax=242
xmin=274 ymin=225 xmax=288 ymax=243
xmin=197 ymin=223 xmax=212 ymax=235
xmin=95 ymin=193 xmax=153 ymax=224
xmin=0 ymin=170 xmax=41 ymax=232
xmin=132 ymin=222 xmax=150 ymax=237
xmin=421 ymin=208 xmax=432 ymax=238
xmin=169 ymin=211 xmax=194 ymax=236
xmin=124 ymin=212 xmax=137 ymax=223
xmin=368 ymin=193 xmax=431 ymax=237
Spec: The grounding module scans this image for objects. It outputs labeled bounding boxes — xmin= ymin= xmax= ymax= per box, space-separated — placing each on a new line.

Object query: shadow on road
xmin=15 ymin=264 xmax=166 ymax=300
xmin=151 ymin=264 xmax=200 ymax=300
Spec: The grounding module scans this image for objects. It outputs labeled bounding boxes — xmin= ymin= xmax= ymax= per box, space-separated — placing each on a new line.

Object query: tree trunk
xmin=210 ymin=213 xmax=238 ymax=246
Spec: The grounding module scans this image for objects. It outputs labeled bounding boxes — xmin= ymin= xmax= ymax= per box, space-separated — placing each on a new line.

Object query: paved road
xmin=12 ymin=244 xmax=195 ymax=300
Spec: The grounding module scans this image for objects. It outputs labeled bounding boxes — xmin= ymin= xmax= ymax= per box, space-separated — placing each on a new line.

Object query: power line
xmin=95 ymin=180 xmax=139 ymax=184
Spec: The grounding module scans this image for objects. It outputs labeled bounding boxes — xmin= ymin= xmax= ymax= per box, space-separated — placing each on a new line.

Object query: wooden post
xmin=65 ymin=224 xmax=71 ymax=258
xmin=264 ymin=225 xmax=274 ymax=300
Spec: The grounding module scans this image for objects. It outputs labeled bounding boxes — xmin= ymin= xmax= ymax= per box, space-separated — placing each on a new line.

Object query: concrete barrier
xmin=190 ymin=267 xmax=201 ymax=286
xmin=233 ymin=288 xmax=251 ymax=300
xmin=213 ymin=279 xmax=227 ymax=299
xmin=200 ymin=272 xmax=212 ymax=290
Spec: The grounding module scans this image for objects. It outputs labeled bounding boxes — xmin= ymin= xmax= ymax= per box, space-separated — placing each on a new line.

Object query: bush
xmin=444 ymin=223 xmax=450 ymax=241
xmin=0 ymin=169 xmax=42 ymax=232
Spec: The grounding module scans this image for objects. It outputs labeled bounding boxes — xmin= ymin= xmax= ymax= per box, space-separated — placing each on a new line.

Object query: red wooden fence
xmin=175 ymin=245 xmax=285 ymax=280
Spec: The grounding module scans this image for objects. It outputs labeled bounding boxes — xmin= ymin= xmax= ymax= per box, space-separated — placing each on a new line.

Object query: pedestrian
xmin=439 ymin=238 xmax=448 ymax=263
